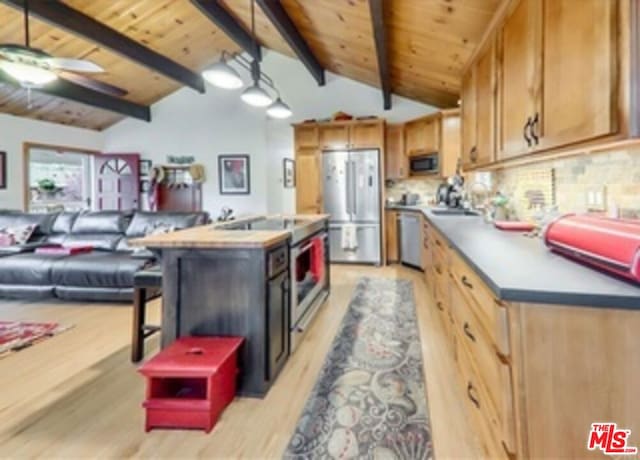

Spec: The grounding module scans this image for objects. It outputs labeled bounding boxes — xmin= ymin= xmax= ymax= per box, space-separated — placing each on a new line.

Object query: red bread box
xmin=138 ymin=336 xmax=244 ymax=433
xmin=544 ymin=214 xmax=640 ymax=283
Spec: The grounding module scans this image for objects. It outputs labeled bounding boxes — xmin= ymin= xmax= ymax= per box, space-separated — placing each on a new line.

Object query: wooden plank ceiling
xmin=0 ymin=0 xmax=499 ymax=130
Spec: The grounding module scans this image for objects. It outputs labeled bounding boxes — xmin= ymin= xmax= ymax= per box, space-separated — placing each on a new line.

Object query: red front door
xmin=94 ymin=153 xmax=140 ymax=211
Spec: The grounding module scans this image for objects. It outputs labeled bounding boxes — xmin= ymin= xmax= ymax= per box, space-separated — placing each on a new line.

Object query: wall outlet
xmin=585 ymin=186 xmax=607 ymax=212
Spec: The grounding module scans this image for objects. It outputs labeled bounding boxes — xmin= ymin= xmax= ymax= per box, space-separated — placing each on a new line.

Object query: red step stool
xmin=138 ymin=336 xmax=244 ymax=433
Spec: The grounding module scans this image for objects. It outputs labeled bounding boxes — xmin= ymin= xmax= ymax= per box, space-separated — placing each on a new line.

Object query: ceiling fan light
xmin=267 ymin=97 xmax=292 ymax=119
xmin=202 ymin=59 xmax=243 ymax=89
xmin=0 ymin=60 xmax=57 ymax=86
xmin=241 ymin=82 xmax=273 ymax=107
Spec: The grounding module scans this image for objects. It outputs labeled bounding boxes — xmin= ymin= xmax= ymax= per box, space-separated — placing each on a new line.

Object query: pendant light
xmin=267 ymin=97 xmax=292 ymax=119
xmin=202 ymin=55 xmax=243 ymax=89
xmin=241 ymin=0 xmax=273 ymax=108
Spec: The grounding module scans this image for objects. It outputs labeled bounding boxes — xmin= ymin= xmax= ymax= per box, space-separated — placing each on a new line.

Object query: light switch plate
xmin=585 ymin=186 xmax=607 ymax=212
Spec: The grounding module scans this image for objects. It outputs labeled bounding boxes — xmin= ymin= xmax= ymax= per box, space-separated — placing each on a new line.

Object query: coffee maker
xmin=436 ymin=170 xmax=465 ymax=208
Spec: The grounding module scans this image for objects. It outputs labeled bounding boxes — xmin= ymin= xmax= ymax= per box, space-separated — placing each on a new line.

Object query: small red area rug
xmin=0 ymin=321 xmax=73 ymax=358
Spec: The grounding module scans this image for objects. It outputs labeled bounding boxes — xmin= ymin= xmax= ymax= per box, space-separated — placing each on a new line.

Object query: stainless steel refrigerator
xmin=322 ymin=149 xmax=381 ymax=264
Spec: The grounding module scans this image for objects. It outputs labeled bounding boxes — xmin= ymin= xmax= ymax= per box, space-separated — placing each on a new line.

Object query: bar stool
xmin=132 ymin=265 xmax=162 ymax=363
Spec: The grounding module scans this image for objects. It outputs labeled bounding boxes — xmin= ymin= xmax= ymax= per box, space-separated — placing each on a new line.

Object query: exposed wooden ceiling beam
xmin=0 ymin=70 xmax=151 ymax=121
xmin=256 ymin=0 xmax=325 ymax=86
xmin=1 ymin=0 xmax=205 ymax=93
xmin=190 ymin=0 xmax=262 ymax=62
xmin=368 ymin=0 xmax=391 ymax=110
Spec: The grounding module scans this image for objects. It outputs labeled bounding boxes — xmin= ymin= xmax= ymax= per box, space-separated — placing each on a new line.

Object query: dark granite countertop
xmin=387 ymin=204 xmax=640 ymax=309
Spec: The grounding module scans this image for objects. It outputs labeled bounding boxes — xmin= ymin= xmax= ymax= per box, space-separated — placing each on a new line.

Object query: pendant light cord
xmin=24 ymin=0 xmax=30 ymax=47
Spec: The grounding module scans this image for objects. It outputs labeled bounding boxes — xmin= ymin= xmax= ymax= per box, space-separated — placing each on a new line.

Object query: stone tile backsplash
xmin=385 ymin=147 xmax=640 ymax=219
xmin=385 ymin=178 xmax=442 ymax=204
xmin=491 ymin=147 xmax=640 ymax=219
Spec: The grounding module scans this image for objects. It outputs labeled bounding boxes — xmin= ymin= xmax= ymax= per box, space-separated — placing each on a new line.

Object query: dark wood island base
xmin=135 ymin=215 xmax=330 ymax=397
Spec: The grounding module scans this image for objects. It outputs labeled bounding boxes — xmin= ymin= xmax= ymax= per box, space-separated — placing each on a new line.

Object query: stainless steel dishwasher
xmin=399 ymin=212 xmax=422 ymax=269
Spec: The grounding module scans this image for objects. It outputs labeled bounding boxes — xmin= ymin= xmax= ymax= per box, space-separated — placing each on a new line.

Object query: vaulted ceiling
xmin=0 ymin=0 xmax=500 ymax=131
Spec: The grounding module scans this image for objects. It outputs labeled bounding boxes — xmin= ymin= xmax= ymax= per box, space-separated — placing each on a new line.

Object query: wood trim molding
xmin=22 ymin=142 xmax=101 ymax=211
xmin=462 ymin=0 xmax=518 ymax=75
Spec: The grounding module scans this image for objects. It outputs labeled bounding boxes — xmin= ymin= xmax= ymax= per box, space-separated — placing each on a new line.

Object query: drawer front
xmin=450 ymin=250 xmax=510 ymax=356
xmin=450 ymin=278 xmax=516 ymax=453
xmin=455 ymin=328 xmax=510 ymax=460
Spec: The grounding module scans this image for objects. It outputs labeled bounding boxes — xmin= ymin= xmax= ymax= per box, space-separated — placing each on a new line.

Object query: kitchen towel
xmin=341 ymin=224 xmax=358 ymax=250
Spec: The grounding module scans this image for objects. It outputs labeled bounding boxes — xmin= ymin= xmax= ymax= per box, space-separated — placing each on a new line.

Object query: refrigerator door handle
xmin=350 ymin=160 xmax=357 ymax=217
xmin=344 ymin=159 xmax=351 ymax=216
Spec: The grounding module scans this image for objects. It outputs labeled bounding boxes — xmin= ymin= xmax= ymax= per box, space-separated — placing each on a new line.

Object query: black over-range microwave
xmin=409 ymin=153 xmax=439 ymax=175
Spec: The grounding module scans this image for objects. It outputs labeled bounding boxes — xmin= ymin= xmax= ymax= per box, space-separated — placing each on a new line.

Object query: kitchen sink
xmin=431 ymin=208 xmax=481 ymax=216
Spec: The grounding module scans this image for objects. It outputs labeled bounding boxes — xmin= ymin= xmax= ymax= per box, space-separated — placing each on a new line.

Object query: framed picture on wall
xmin=283 ymin=158 xmax=295 ymax=188
xmin=218 ymin=154 xmax=250 ymax=195
xmin=0 ymin=152 xmax=6 ymax=190
xmin=139 ymin=159 xmax=152 ymax=176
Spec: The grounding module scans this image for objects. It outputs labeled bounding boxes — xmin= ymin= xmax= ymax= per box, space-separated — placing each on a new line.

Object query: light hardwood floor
xmin=0 ymin=265 xmax=481 ymax=459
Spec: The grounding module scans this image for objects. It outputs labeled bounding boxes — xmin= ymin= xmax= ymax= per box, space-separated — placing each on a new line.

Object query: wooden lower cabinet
xmin=423 ymin=219 xmax=640 ymax=458
xmin=295 ymin=148 xmax=322 ymax=214
xmin=385 ymin=210 xmax=399 ymax=263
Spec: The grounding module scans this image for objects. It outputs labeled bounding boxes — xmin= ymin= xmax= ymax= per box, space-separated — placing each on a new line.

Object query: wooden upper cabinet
xmin=385 ymin=124 xmax=408 ymax=180
xmin=295 ymin=148 xmax=321 ymax=214
xmin=461 ymin=68 xmax=477 ymax=169
xmin=405 ymin=119 xmax=427 ymax=156
xmin=319 ymin=125 xmax=350 ymax=150
xmin=475 ymin=40 xmax=496 ymax=166
xmin=405 ymin=115 xmax=440 ymax=156
xmin=294 ymin=124 xmax=319 ymax=148
xmin=498 ymin=0 xmax=541 ymax=160
xmin=539 ymin=0 xmax=619 ymax=150
xmin=440 ymin=111 xmax=461 ymax=178
xmin=350 ymin=121 xmax=384 ymax=149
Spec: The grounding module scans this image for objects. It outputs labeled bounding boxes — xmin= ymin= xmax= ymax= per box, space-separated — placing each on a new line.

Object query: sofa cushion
xmin=125 ymin=212 xmax=206 ymax=237
xmin=0 ymin=224 xmax=36 ymax=245
xmin=0 ymin=253 xmax=68 ymax=285
xmin=71 ymin=211 xmax=128 ymax=234
xmin=52 ymin=212 xmax=79 ymax=234
xmin=51 ymin=252 xmax=153 ymax=288
xmin=0 ymin=211 xmax=59 ymax=237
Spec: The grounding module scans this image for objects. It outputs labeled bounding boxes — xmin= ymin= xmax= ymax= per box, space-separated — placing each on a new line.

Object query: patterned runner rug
xmin=284 ymin=277 xmax=433 ymax=460
xmin=0 ymin=320 xmax=73 ymax=358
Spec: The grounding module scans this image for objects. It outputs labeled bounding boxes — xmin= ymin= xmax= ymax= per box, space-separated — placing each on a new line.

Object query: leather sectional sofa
xmin=0 ymin=210 xmax=208 ymax=301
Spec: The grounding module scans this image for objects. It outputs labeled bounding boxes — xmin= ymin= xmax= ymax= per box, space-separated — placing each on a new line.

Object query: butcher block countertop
xmin=132 ymin=214 xmax=329 ymax=249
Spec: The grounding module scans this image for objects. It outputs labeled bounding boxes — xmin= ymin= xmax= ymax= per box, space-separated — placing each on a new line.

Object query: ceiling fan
xmin=0 ymin=0 xmax=127 ymax=97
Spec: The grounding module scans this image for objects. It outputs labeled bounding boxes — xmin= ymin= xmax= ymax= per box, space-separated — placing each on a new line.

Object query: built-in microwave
xmin=409 ymin=153 xmax=439 ymax=175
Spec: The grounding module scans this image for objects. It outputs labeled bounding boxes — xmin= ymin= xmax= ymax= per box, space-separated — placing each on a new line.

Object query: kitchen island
xmin=134 ymin=214 xmax=330 ymax=397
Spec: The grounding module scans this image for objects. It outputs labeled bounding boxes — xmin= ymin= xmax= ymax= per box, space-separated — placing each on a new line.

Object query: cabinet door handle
xmin=461 ymin=276 xmax=473 ymax=289
xmin=531 ymin=112 xmax=540 ymax=145
xmin=467 ymin=382 xmax=480 ymax=409
xmin=436 ymin=301 xmax=444 ymax=311
xmin=435 ymin=265 xmax=443 ymax=275
xmin=463 ymin=322 xmax=476 ymax=342
xmin=470 ymin=146 xmax=478 ymax=163
xmin=523 ymin=117 xmax=532 ymax=147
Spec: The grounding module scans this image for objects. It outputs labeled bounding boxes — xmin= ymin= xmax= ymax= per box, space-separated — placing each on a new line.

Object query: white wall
xmin=103 ymin=51 xmax=435 ymax=218
xmin=0 ymin=114 xmax=104 ymax=210
xmin=103 ymin=76 xmax=268 ymax=218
